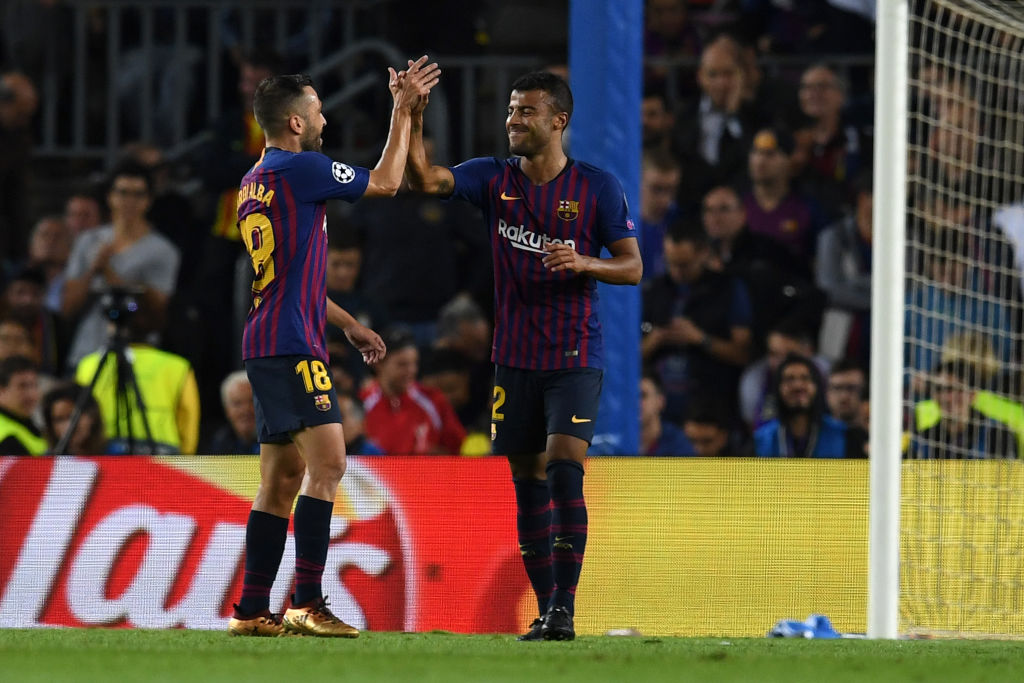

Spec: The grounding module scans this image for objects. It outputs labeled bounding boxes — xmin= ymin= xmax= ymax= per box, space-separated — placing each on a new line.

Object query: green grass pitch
xmin=2 ymin=628 xmax=1022 ymax=682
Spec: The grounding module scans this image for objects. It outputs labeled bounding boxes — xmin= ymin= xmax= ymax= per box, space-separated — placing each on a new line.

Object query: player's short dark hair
xmin=0 ymin=355 xmax=37 ymax=387
xmin=107 ymin=159 xmax=153 ymax=196
xmin=665 ymin=218 xmax=709 ymax=248
xmin=253 ymin=74 xmax=315 ymax=136
xmin=511 ymin=71 xmax=573 ymax=123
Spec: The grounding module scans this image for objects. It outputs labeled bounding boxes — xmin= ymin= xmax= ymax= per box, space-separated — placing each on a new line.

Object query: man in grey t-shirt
xmin=62 ymin=161 xmax=180 ymax=370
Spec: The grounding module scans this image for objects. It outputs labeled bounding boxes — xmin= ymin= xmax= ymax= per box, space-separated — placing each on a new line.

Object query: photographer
xmin=61 ymin=160 xmax=180 ymax=370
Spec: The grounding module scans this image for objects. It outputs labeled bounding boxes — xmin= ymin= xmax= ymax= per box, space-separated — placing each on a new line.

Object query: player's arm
xmin=365 ymin=56 xmax=441 ymax=198
xmin=542 ymin=236 xmax=643 ymax=285
xmin=405 ymin=110 xmax=456 ymax=196
xmin=327 ymin=298 xmax=386 ymax=365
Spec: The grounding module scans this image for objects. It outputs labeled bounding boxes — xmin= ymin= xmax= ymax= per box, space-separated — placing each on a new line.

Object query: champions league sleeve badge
xmin=332 ymin=162 xmax=356 ymax=184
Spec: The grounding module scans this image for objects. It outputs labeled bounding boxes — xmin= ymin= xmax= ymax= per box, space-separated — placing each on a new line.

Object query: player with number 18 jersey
xmin=238 ymin=148 xmax=369 ymax=365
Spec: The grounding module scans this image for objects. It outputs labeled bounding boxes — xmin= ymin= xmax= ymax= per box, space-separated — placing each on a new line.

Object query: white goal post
xmin=872 ymin=0 xmax=1024 ymax=639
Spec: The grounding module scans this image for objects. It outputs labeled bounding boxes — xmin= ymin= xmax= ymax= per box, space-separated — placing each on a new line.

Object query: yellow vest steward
xmin=0 ymin=412 xmax=47 ymax=455
xmin=76 ymin=345 xmax=196 ymax=454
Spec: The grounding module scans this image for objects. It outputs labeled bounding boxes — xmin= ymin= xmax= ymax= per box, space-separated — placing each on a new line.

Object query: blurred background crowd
xmin=0 ymin=0 xmax=1019 ymax=458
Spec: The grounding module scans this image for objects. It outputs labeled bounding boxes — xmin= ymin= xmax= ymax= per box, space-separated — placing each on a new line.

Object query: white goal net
xmin=901 ymin=0 xmax=1024 ymax=637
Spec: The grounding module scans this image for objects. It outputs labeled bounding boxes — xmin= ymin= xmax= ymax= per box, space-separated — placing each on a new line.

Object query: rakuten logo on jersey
xmin=0 ymin=457 xmax=413 ymax=631
xmin=497 ymin=218 xmax=576 ymax=255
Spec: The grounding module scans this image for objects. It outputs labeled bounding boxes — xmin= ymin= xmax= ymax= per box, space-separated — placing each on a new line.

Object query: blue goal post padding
xmin=569 ymin=0 xmax=643 ymax=455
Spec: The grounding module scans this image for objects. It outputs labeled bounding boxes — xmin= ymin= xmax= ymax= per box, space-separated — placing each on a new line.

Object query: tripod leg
xmin=53 ymin=348 xmax=115 ymax=455
xmin=117 ymin=349 xmax=159 ymax=454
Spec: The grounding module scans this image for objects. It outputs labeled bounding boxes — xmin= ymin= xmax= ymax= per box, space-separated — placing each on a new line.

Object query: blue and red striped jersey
xmin=238 ymin=147 xmax=369 ymax=362
xmin=449 ymin=157 xmax=635 ymax=370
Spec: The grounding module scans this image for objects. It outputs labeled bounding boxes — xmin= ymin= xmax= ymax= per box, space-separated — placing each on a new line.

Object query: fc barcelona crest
xmin=314 ymin=394 xmax=332 ymax=412
xmin=557 ymin=199 xmax=579 ymax=221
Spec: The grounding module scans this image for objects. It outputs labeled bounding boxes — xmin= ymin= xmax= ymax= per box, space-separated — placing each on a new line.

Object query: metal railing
xmin=24 ymin=1 xmax=874 ymax=167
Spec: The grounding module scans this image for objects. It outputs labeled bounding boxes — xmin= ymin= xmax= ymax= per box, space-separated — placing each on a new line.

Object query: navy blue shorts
xmin=491 ymin=364 xmax=603 ymax=455
xmin=245 ymin=355 xmax=342 ymax=444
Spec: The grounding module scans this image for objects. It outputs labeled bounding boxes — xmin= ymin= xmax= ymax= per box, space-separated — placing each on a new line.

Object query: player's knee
xmin=308 ymin=453 xmax=347 ymax=487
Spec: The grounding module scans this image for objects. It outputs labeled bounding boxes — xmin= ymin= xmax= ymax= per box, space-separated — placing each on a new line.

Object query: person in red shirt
xmin=360 ymin=328 xmax=466 ymax=454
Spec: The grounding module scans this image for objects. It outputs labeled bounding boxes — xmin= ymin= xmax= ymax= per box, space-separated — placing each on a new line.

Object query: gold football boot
xmin=283 ymin=597 xmax=360 ymax=638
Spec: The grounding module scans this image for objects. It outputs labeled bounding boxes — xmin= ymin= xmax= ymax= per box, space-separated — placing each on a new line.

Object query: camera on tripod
xmin=99 ymin=286 xmax=144 ymax=328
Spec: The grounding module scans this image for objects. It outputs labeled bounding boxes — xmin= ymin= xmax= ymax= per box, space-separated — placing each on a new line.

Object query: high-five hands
xmin=389 ymin=55 xmax=441 ymax=111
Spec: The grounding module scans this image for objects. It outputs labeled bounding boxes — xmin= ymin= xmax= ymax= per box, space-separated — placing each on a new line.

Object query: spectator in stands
xmin=639 ymin=372 xmax=695 ymax=456
xmin=0 ymin=355 xmax=44 ymax=455
xmin=74 ymin=301 xmax=199 ymax=455
xmin=904 ymin=231 xmax=1016 ymax=392
xmin=754 ymin=353 xmax=867 ymax=458
xmin=815 ymin=172 xmax=873 ymax=362
xmin=64 ymin=190 xmax=104 ymax=239
xmin=702 ymin=184 xmax=820 ymax=349
xmin=0 ymin=315 xmax=37 ymax=364
xmin=735 ymin=36 xmax=802 ymax=131
xmin=639 ymin=149 xmax=683 ymax=282
xmin=683 ymin=401 xmax=739 ymax=457
xmin=360 ymin=328 xmax=466 ymax=454
xmin=205 ymin=370 xmax=258 ymax=455
xmin=2 ymin=268 xmax=66 ymax=376
xmin=431 ymin=296 xmax=493 ymax=432
xmin=420 ymin=347 xmax=476 ymax=431
xmin=21 ymin=215 xmax=72 ymax=313
xmin=826 ymin=358 xmax=869 ymax=431
xmin=642 ymin=221 xmax=753 ymax=422
xmin=61 ymin=160 xmax=181 ymax=369
xmin=671 ymin=34 xmax=759 ymax=207
xmin=910 ymin=360 xmax=1018 ymax=459
xmin=0 ymin=70 xmax=38 ymax=266
xmin=338 ymin=392 xmax=384 ymax=456
xmin=740 ymin=318 xmax=831 ymax=430
xmin=743 ymin=127 xmax=824 ymax=265
xmin=325 ymin=221 xmax=390 ymax=390
xmin=644 ymin=0 xmax=702 ymax=88
xmin=118 ymin=141 xmax=203 ymax=279
xmin=641 ymin=84 xmax=675 ymax=153
xmin=40 ymin=381 xmax=109 ymax=456
xmin=795 ymin=63 xmax=870 ymax=220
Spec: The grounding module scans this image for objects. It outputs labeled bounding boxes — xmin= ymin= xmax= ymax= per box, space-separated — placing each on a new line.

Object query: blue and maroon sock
xmin=292 ymin=495 xmax=334 ymax=606
xmin=547 ymin=460 xmax=587 ymax=615
xmin=237 ymin=509 xmax=289 ymax=617
xmin=513 ymin=477 xmax=554 ymax=616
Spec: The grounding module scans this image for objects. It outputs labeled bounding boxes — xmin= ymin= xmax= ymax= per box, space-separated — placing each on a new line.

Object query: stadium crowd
xmin=0 ymin=0 xmax=1020 ymax=458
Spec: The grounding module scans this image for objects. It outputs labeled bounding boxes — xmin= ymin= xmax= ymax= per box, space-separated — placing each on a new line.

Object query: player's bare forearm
xmin=582 ymin=252 xmax=643 ymax=285
xmin=406 ymin=112 xmax=455 ymax=195
xmin=326 ymin=297 xmax=358 ymax=331
xmin=365 ymin=106 xmax=411 ymax=197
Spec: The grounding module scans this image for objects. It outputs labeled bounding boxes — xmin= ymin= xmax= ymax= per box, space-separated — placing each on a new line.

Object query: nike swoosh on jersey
xmin=500 ymin=191 xmax=521 ymax=200
xmin=571 ymin=415 xmax=592 ymax=424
